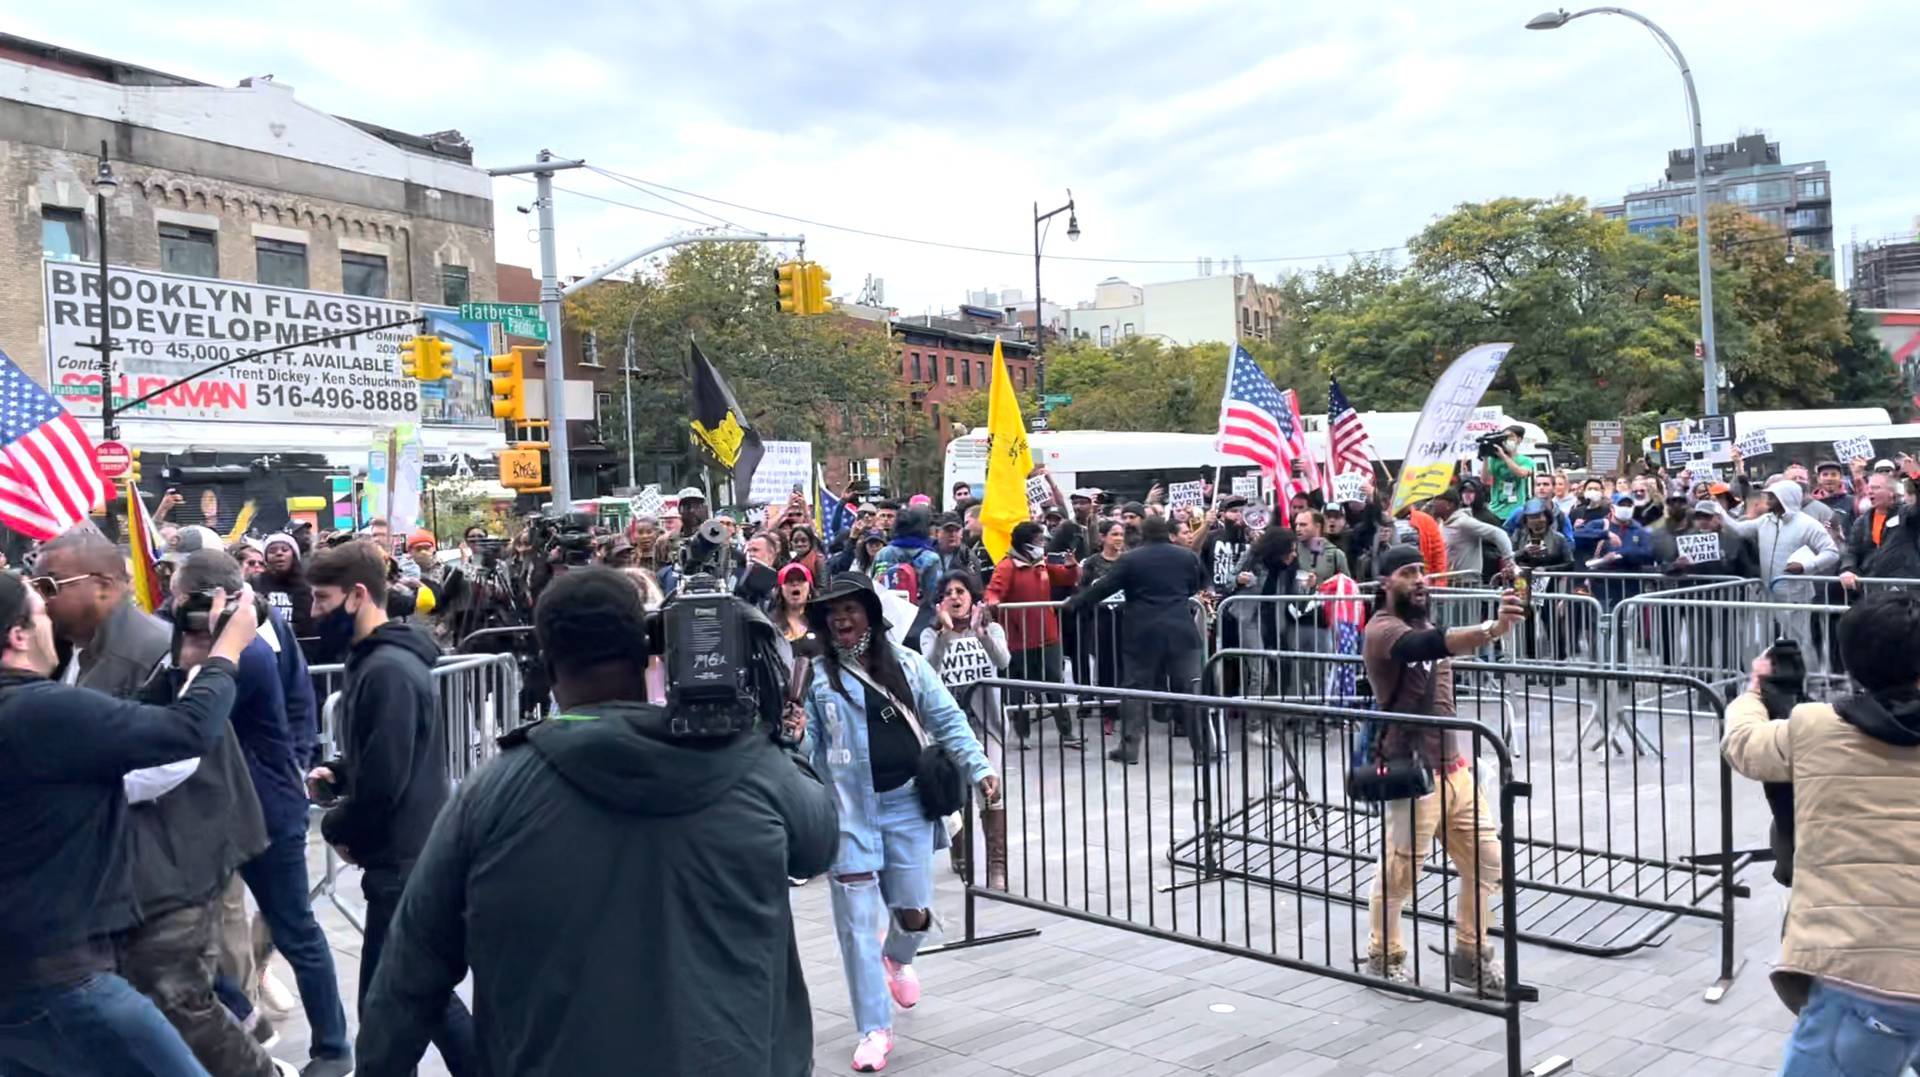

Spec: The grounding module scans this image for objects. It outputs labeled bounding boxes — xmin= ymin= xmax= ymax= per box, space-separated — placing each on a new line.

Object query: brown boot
xmin=983 ymin=806 xmax=1009 ymax=891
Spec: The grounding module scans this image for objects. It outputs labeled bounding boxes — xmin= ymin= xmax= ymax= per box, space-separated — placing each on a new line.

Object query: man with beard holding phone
xmin=1360 ymin=545 xmax=1525 ymax=996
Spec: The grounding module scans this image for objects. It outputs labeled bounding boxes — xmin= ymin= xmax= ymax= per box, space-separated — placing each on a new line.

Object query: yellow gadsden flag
xmin=979 ymin=339 xmax=1030 ymax=563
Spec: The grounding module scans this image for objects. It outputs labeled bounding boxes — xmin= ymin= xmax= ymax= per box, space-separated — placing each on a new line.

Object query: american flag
xmin=0 ymin=349 xmax=107 ymax=540
xmin=1317 ymin=572 xmax=1367 ymax=699
xmin=1281 ymin=389 xmax=1325 ymax=500
xmin=1327 ymin=378 xmax=1374 ymax=474
xmin=1215 ymin=345 xmax=1296 ymax=511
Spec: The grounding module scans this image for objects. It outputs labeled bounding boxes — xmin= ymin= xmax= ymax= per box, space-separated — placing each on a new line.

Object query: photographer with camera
xmin=0 ymin=570 xmax=268 ymax=1077
xmin=1724 ymin=592 xmax=1920 ymax=1074
xmin=303 ymin=541 xmax=477 ymax=1075
xmin=804 ymin=571 xmax=998 ymax=1073
xmin=357 ymin=567 xmax=836 ymax=1075
xmin=1480 ymin=424 xmax=1535 ymax=521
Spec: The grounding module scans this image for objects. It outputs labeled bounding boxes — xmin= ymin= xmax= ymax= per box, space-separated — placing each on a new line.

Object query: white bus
xmin=941 ymin=411 xmax=1553 ymax=510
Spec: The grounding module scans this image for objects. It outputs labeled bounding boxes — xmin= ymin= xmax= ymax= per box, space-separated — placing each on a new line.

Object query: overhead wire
xmin=565 ymin=164 xmax=1404 ymax=266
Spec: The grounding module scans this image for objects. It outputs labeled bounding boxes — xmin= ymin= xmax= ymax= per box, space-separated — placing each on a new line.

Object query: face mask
xmin=315 ymin=597 xmax=358 ymax=653
xmin=1585 ymin=490 xmax=1603 ymax=504
xmin=1020 ymin=544 xmax=1045 ymax=561
xmin=1612 ymin=505 xmax=1633 ymax=522
xmin=833 ymin=628 xmax=872 ymax=663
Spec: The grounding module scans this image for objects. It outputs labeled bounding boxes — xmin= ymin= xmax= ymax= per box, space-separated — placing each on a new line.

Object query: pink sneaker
xmin=851 ymin=1030 xmax=893 ymax=1072
xmin=882 ymin=956 xmax=920 ymax=1008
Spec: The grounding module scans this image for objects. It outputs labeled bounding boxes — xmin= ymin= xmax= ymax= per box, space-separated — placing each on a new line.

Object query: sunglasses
xmin=27 ymin=573 xmax=100 ymax=600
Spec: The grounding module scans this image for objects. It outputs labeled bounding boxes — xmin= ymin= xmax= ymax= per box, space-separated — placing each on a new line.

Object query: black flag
xmin=687 ymin=340 xmax=765 ymax=495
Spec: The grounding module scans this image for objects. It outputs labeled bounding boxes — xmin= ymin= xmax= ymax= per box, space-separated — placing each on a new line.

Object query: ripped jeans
xmin=829 ymin=782 xmax=936 ymax=1035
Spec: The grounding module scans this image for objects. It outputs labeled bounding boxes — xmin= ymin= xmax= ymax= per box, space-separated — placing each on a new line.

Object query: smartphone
xmin=1045 ymin=552 xmax=1067 ymax=565
xmin=1513 ymin=567 xmax=1534 ymax=612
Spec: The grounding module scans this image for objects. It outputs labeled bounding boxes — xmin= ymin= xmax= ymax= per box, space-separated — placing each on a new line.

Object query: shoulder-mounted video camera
xmin=174 ymin=587 xmax=270 ymax=638
xmin=649 ymin=519 xmax=795 ymax=741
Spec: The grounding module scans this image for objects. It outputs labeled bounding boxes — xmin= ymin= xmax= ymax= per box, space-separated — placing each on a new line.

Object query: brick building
xmin=0 ymin=33 xmax=497 ymax=462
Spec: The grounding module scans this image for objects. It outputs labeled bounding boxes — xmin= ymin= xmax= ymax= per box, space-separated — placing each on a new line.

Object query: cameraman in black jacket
xmin=0 ymin=573 xmax=260 ymax=1077
xmin=357 ymin=568 xmax=837 ymax=1076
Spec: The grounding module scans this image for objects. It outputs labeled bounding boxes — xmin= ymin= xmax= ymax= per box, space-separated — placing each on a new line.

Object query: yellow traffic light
xmin=398 ymin=336 xmax=424 ymax=380
xmin=804 ymin=263 xmax=832 ymax=314
xmin=128 ymin=449 xmax=142 ymax=484
xmin=418 ymin=336 xmax=455 ymax=381
xmin=777 ymin=261 xmax=804 ymax=315
xmin=489 ymin=349 xmax=526 ymax=421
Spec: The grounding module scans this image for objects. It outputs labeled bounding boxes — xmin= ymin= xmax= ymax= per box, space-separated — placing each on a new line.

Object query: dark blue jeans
xmin=241 ymin=828 xmax=351 ymax=1061
xmin=0 ymin=971 xmax=209 ymax=1077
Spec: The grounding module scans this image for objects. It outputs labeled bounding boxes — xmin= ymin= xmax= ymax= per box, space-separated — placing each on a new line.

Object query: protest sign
xmin=1231 ymin=475 xmax=1262 ymax=502
xmin=633 ymin=484 xmax=664 ymax=518
xmin=1680 ymin=432 xmax=1711 ymax=457
xmin=1586 ymin=419 xmax=1625 ymax=477
xmin=1660 ymin=418 xmax=1690 ymax=446
xmin=1332 ymin=471 xmax=1367 ymax=504
xmin=1664 ymin=446 xmax=1690 ymax=470
xmin=1736 ymin=430 xmax=1772 ymax=458
xmin=1833 ymin=435 xmax=1874 ymax=464
xmin=1026 ymin=475 xmax=1052 ymax=508
xmin=1243 ymin=503 xmax=1271 ymax=530
xmin=745 ymin=440 xmax=812 ymax=505
xmin=1168 ymin=480 xmax=1205 ymax=511
xmin=1677 ymin=532 xmax=1722 ymax=565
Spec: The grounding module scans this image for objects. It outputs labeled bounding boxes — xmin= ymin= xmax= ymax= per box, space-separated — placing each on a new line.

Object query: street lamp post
xmin=621 ymin=298 xmax=643 ymax=489
xmin=1528 ymin=7 xmax=1720 ymax=415
xmin=93 ymin=140 xmax=120 ymax=440
xmin=1032 ymin=191 xmax=1080 ymax=396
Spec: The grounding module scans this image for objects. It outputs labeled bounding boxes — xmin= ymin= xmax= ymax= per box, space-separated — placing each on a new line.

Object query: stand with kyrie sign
xmin=1585 ymin=420 xmax=1625 ymax=476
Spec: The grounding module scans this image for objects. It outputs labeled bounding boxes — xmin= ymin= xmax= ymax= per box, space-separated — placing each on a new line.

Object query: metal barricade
xmin=308 ymin=652 xmax=522 ymax=932
xmin=947 ymin=675 xmax=1570 ymax=1077
xmin=1198 ymin=650 xmax=1746 ymax=999
xmin=1614 ymin=595 xmax=1855 ymax=700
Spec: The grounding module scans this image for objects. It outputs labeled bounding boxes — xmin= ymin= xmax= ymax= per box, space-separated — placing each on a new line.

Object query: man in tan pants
xmin=1360 ymin=543 xmax=1521 ymax=997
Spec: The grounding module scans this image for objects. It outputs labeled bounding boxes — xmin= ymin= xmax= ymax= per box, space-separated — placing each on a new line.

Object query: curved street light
xmin=1528 ymin=7 xmax=1721 ymax=415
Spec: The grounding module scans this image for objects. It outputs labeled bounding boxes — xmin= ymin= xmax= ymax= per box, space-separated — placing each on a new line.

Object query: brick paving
xmin=262 ymin=685 xmax=1796 ymax=1076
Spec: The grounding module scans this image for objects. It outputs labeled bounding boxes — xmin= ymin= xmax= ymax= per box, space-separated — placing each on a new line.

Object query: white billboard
xmin=43 ymin=261 xmax=498 ymax=428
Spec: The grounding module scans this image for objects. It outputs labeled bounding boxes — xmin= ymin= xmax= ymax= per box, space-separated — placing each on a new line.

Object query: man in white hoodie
xmin=1713 ymin=480 xmax=1840 ymax=648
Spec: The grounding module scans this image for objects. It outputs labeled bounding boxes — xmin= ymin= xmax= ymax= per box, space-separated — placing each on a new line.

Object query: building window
xmin=581 ymin=331 xmax=602 ymax=367
xmin=1099 ymin=325 xmax=1113 ymax=347
xmin=911 ymin=352 xmax=922 ymax=381
xmin=41 ymin=207 xmax=87 ymax=262
xmin=595 ymin=391 xmax=613 ymax=424
xmin=1016 ymin=365 xmax=1028 ymax=389
xmin=961 ymin=358 xmax=971 ymax=387
xmin=930 ymin=402 xmax=941 ymax=430
xmin=159 ymin=223 xmax=218 ymax=278
xmin=440 ymin=265 xmax=470 ymax=306
xmin=342 ymin=251 xmax=388 ymax=298
xmin=946 ymin=355 xmax=955 ymax=381
xmin=846 ymin=459 xmax=863 ymax=483
xmin=255 ymin=238 xmax=309 ymax=289
xmin=1123 ymin=323 xmax=1136 ymax=338
xmin=977 ymin=360 xmax=986 ymax=384
xmin=1789 ymin=207 xmax=1830 ymax=230
xmin=1798 ymin=178 xmax=1828 ymax=200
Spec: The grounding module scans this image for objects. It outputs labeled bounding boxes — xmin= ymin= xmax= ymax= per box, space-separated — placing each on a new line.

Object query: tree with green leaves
xmin=565 ymin=242 xmax=899 ymax=490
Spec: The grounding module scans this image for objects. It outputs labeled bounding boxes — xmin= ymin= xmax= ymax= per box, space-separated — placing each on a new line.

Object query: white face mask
xmin=1585 ymin=490 xmax=1603 ymax=504
xmin=1612 ymin=505 xmax=1633 ymax=522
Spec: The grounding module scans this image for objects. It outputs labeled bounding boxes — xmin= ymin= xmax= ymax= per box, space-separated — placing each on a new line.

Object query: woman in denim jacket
xmin=803 ymin=571 xmax=998 ymax=1073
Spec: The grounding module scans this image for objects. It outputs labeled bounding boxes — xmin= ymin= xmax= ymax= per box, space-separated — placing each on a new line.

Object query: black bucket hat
xmin=806 ymin=570 xmax=889 ymax=633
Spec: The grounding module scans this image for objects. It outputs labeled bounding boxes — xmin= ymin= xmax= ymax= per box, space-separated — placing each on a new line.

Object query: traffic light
xmin=419 ymin=336 xmax=454 ymax=381
xmin=497 ymin=446 xmax=546 ymax=490
xmin=127 ymin=449 xmax=142 ymax=484
xmin=398 ymin=336 xmax=425 ymax=380
xmin=489 ymin=349 xmax=526 ymax=421
xmin=804 ymin=263 xmax=832 ymax=314
xmin=777 ymin=260 xmax=804 ymax=315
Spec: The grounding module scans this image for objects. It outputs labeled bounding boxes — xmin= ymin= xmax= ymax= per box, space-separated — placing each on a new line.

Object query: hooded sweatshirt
xmin=257 ymin=533 xmax=314 ymax=640
xmin=355 ymin=702 xmax=837 ymax=1077
xmin=319 ymin=622 xmax=445 ymax=875
xmin=1715 ymin=481 xmax=1839 ymax=602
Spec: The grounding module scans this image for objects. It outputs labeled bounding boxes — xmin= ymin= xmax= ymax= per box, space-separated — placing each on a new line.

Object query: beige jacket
xmin=1723 ymin=691 xmax=1920 ymax=1011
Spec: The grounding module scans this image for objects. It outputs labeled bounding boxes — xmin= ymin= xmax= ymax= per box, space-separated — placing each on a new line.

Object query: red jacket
xmin=986 ymin=556 xmax=1079 ymax=652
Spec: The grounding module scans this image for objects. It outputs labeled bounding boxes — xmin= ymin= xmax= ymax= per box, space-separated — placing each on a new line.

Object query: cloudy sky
xmin=17 ymin=1 xmax=1919 ymax=314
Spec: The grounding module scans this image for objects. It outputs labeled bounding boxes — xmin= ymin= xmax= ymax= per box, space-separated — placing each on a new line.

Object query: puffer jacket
xmin=1716 ymin=481 xmax=1839 ymax=603
xmin=1723 ymin=688 xmax=1920 ymax=1011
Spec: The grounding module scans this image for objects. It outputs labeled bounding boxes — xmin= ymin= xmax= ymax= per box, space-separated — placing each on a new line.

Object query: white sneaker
xmin=259 ymin=969 xmax=298 ymax=1016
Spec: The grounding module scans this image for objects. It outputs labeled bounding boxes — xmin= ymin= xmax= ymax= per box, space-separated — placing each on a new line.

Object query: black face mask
xmin=314 ymin=597 xmax=358 ymax=655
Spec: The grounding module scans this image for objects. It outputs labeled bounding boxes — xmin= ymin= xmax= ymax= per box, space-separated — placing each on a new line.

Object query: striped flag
xmin=1281 ymin=389 xmax=1324 ymax=500
xmin=815 ymin=464 xmax=854 ymax=545
xmin=125 ymin=480 xmax=164 ymax=613
xmin=1215 ymin=345 xmax=1297 ymax=523
xmin=1327 ymin=378 xmax=1374 ymax=474
xmin=1317 ymin=572 xmax=1367 ymax=700
xmin=0 ymin=347 xmax=108 ymax=540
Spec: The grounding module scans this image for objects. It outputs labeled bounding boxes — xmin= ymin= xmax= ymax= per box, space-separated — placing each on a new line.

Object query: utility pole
xmin=92 ymin=141 xmax=120 ymax=441
xmin=488 ymin=150 xmax=586 ymax=507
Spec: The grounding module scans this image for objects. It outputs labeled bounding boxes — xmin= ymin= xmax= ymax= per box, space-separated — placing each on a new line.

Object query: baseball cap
xmin=1071 ymin=487 xmax=1100 ymax=501
xmin=406 ymin=528 xmax=436 ymax=551
xmin=778 ymin=562 xmax=812 ymax=585
xmin=1708 ymin=482 xmax=1731 ymax=496
xmin=1874 ymin=459 xmax=1897 ymax=473
xmin=1692 ymin=500 xmax=1720 ymax=516
xmin=163 ymin=525 xmax=223 ymax=565
xmin=675 ymin=487 xmax=706 ymax=502
xmin=1611 ymin=493 xmax=1634 ymax=506
xmin=1218 ymin=494 xmax=1248 ymax=510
